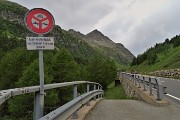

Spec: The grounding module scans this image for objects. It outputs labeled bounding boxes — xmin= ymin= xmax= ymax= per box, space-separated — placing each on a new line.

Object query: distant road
xmin=160 ymin=77 xmax=180 ymax=105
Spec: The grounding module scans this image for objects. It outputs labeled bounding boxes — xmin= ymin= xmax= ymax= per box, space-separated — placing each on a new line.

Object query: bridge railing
xmin=119 ymin=72 xmax=164 ymax=100
xmin=0 ymin=81 xmax=104 ymax=120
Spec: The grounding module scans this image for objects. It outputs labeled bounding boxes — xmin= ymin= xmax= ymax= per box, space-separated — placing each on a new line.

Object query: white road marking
xmin=166 ymin=94 xmax=180 ymax=101
xmin=161 ymin=81 xmax=165 ymax=82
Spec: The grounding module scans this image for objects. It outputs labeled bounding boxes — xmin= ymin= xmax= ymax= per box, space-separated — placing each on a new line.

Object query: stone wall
xmin=121 ymin=78 xmax=142 ymax=100
xmin=149 ymin=69 xmax=180 ymax=78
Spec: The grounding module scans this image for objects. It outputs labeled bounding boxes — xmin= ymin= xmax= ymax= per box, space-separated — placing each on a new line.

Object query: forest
xmin=0 ymin=17 xmax=117 ymax=120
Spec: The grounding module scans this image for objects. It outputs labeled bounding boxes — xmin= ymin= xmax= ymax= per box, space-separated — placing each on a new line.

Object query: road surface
xmin=86 ymin=100 xmax=180 ymax=120
xmin=160 ymin=77 xmax=180 ymax=105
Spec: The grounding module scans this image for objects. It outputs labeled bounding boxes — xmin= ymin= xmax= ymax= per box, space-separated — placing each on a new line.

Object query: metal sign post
xmin=24 ymin=8 xmax=55 ymax=120
xmin=38 ymin=34 xmax=44 ymax=118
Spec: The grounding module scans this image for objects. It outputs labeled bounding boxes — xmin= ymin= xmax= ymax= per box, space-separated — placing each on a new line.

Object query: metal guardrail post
xmin=155 ymin=78 xmax=163 ymax=100
xmin=97 ymin=85 xmax=99 ymax=98
xmin=129 ymin=74 xmax=132 ymax=82
xmin=134 ymin=75 xmax=137 ymax=85
xmin=71 ymin=84 xmax=78 ymax=119
xmin=98 ymin=85 xmax=101 ymax=98
xmin=34 ymin=91 xmax=43 ymax=120
xmin=143 ymin=77 xmax=146 ymax=91
xmin=149 ymin=78 xmax=153 ymax=95
xmin=93 ymin=84 xmax=96 ymax=101
xmin=163 ymin=87 xmax=167 ymax=94
xmin=132 ymin=75 xmax=133 ymax=83
xmin=138 ymin=76 xmax=141 ymax=88
xmin=100 ymin=86 xmax=103 ymax=98
xmin=131 ymin=75 xmax=134 ymax=83
xmin=133 ymin=75 xmax=136 ymax=85
xmin=86 ymin=84 xmax=90 ymax=106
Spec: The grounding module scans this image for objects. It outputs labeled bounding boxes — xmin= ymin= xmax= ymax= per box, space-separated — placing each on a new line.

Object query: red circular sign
xmin=25 ymin=8 xmax=55 ymax=34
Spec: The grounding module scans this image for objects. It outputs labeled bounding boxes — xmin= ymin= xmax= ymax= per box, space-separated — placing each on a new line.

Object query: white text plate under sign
xmin=26 ymin=37 xmax=54 ymax=50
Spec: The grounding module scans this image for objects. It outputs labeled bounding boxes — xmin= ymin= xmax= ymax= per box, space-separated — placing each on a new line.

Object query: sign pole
xmin=25 ymin=8 xmax=55 ymax=120
xmin=39 ymin=34 xmax=44 ymax=118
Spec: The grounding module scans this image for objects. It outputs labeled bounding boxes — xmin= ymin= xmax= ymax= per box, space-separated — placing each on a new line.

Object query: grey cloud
xmin=127 ymin=1 xmax=180 ymax=55
xmin=9 ymin=0 xmax=180 ymax=56
xmin=49 ymin=1 xmax=114 ymax=33
xmin=128 ymin=0 xmax=137 ymax=8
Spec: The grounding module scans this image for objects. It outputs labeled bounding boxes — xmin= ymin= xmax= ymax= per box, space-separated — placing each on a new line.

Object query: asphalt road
xmin=86 ymin=77 xmax=180 ymax=120
xmin=86 ymin=100 xmax=180 ymax=120
xmin=160 ymin=77 xmax=180 ymax=105
xmin=142 ymin=77 xmax=180 ymax=105
xmin=132 ymin=76 xmax=180 ymax=105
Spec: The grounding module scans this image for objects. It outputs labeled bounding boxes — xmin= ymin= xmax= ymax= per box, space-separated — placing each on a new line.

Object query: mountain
xmin=0 ymin=0 xmax=99 ymax=64
xmin=68 ymin=29 xmax=134 ymax=65
xmin=0 ymin=0 xmax=134 ymax=66
xmin=130 ymin=35 xmax=180 ymax=73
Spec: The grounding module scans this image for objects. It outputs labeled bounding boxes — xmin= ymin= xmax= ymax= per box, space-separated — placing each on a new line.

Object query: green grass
xmin=130 ymin=46 xmax=180 ymax=74
xmin=0 ymin=116 xmax=22 ymax=120
xmin=104 ymin=82 xmax=130 ymax=99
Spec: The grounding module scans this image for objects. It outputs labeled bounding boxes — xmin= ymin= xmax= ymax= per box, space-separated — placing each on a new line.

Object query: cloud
xmin=124 ymin=0 xmax=180 ymax=55
xmin=9 ymin=0 xmax=180 ymax=56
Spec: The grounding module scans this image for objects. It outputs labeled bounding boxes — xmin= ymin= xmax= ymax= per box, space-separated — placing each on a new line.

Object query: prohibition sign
xmin=25 ymin=8 xmax=55 ymax=34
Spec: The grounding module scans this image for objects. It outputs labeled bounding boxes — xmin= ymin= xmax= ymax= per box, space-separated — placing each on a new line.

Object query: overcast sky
xmin=9 ymin=0 xmax=180 ymax=56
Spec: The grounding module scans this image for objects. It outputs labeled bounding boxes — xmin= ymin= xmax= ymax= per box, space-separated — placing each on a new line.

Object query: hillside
xmin=0 ymin=0 xmax=102 ymax=65
xmin=0 ymin=0 xmax=134 ymax=66
xmin=130 ymin=35 xmax=180 ymax=74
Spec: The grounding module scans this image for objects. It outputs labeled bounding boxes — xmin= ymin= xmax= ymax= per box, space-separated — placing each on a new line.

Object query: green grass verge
xmin=104 ymin=82 xmax=130 ymax=99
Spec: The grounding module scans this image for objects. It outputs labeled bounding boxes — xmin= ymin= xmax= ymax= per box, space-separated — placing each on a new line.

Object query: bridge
xmin=0 ymin=73 xmax=180 ymax=120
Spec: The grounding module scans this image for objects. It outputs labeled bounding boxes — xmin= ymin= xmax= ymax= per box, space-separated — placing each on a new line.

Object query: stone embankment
xmin=149 ymin=69 xmax=180 ymax=78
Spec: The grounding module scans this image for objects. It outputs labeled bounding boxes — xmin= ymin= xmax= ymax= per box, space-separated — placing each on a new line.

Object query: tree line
xmin=0 ymin=46 xmax=117 ymax=119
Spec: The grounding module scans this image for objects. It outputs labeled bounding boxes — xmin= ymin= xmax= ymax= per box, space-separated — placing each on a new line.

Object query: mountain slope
xmin=0 ymin=0 xmax=100 ymax=64
xmin=130 ymin=35 xmax=180 ymax=73
xmin=0 ymin=0 xmax=134 ymax=66
xmin=68 ymin=29 xmax=134 ymax=65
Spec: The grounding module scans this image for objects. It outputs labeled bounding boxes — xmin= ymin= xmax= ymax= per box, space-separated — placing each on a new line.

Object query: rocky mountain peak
xmin=86 ymin=29 xmax=102 ymax=36
xmin=86 ymin=29 xmax=112 ymax=42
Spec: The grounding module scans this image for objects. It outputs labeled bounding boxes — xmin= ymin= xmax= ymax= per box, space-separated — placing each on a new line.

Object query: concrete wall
xmin=120 ymin=76 xmax=169 ymax=107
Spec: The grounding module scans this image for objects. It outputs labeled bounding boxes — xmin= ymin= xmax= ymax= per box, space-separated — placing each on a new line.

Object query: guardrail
xmin=0 ymin=81 xmax=104 ymax=120
xmin=119 ymin=72 xmax=165 ymax=100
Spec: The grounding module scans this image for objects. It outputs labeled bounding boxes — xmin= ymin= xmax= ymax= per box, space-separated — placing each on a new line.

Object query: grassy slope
xmin=104 ymin=82 xmax=129 ymax=99
xmin=130 ymin=46 xmax=180 ymax=73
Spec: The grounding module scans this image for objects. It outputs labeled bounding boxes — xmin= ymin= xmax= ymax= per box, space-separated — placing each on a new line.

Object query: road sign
xmin=25 ymin=8 xmax=55 ymax=34
xmin=24 ymin=8 xmax=55 ymax=119
xmin=26 ymin=37 xmax=54 ymax=50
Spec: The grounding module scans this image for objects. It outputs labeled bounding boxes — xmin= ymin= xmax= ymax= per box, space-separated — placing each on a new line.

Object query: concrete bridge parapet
xmin=119 ymin=72 xmax=169 ymax=107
